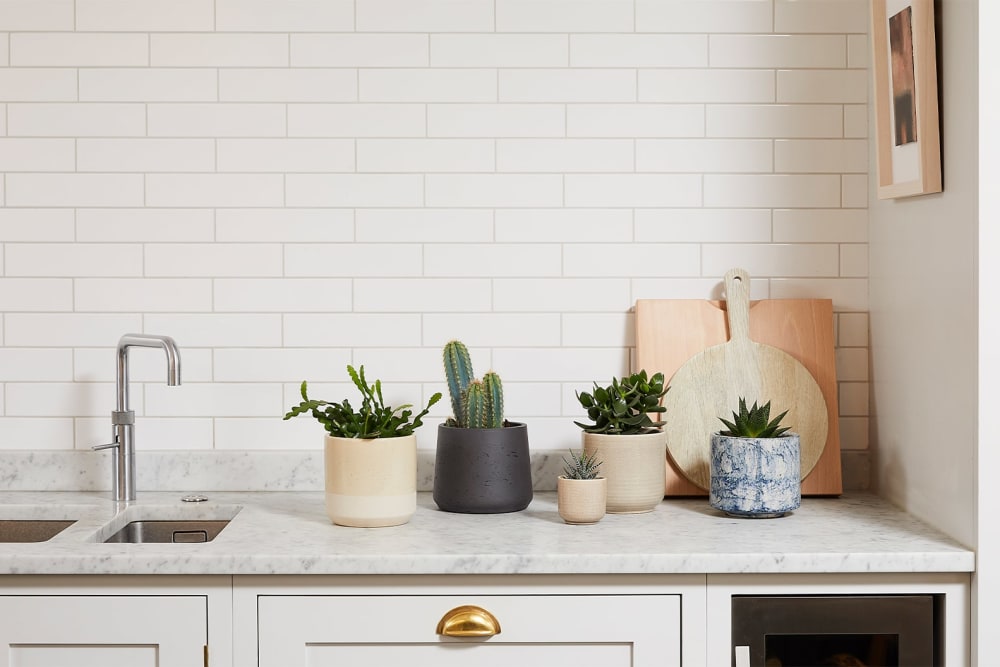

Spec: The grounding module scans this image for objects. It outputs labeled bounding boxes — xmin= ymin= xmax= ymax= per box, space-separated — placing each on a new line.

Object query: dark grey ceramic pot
xmin=433 ymin=422 xmax=533 ymax=514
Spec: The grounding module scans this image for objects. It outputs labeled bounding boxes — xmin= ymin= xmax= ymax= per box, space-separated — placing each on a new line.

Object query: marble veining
xmin=0 ymin=491 xmax=974 ymax=576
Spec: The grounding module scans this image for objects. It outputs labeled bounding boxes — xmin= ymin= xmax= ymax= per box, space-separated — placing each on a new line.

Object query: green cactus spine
xmin=482 ymin=371 xmax=504 ymax=429
xmin=464 ymin=380 xmax=488 ymax=428
xmin=443 ymin=340 xmax=474 ymax=428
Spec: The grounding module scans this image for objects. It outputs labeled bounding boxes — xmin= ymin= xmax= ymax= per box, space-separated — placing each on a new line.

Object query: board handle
xmin=724 ymin=268 xmax=752 ymax=344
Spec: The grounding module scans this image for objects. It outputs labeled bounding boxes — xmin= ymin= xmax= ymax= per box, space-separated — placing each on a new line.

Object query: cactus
xmin=443 ymin=340 xmax=474 ymax=428
xmin=464 ymin=380 xmax=487 ymax=428
xmin=442 ymin=340 xmax=506 ymax=429
xmin=482 ymin=371 xmax=504 ymax=429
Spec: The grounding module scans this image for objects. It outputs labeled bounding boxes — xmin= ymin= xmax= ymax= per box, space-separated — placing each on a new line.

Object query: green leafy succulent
xmin=718 ymin=397 xmax=791 ymax=439
xmin=284 ymin=365 xmax=441 ymax=439
xmin=574 ymin=370 xmax=667 ymax=435
xmin=561 ymin=449 xmax=603 ymax=480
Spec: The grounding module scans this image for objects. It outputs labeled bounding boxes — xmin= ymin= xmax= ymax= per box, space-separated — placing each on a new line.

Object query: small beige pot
xmin=324 ymin=434 xmax=417 ymax=528
xmin=582 ymin=430 xmax=666 ymax=513
xmin=557 ymin=476 xmax=607 ymax=524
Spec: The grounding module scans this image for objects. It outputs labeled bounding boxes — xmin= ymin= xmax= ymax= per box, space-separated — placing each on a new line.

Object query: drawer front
xmin=259 ymin=594 xmax=680 ymax=667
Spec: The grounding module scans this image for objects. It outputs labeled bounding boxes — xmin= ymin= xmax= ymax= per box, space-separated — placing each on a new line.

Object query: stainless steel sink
xmin=0 ymin=519 xmax=76 ymax=543
xmin=104 ymin=520 xmax=231 ymax=544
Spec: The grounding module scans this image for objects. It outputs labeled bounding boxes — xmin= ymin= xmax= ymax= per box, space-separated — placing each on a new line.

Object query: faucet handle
xmin=93 ymin=441 xmax=120 ymax=451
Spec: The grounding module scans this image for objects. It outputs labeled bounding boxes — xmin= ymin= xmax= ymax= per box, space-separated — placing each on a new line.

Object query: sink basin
xmin=0 ymin=519 xmax=76 ymax=543
xmin=104 ymin=520 xmax=231 ymax=544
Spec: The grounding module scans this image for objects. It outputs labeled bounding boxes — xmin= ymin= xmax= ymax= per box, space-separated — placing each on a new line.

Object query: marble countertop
xmin=0 ymin=491 xmax=974 ymax=576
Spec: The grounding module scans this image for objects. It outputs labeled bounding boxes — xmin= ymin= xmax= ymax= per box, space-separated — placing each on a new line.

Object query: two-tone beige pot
xmin=324 ymin=434 xmax=417 ymax=528
xmin=557 ymin=476 xmax=607 ymax=524
xmin=581 ymin=430 xmax=666 ymax=513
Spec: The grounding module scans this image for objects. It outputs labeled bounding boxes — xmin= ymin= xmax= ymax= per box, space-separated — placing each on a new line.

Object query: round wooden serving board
xmin=662 ymin=268 xmax=829 ymax=490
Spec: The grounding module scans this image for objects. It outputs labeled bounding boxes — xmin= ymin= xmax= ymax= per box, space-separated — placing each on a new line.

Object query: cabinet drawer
xmin=258 ymin=594 xmax=680 ymax=667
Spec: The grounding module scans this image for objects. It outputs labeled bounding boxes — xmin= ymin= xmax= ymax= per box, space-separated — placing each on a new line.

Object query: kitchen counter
xmin=0 ymin=491 xmax=974 ymax=576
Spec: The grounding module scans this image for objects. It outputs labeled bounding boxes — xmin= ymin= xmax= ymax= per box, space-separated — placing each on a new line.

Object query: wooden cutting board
xmin=635 ymin=281 xmax=843 ymax=497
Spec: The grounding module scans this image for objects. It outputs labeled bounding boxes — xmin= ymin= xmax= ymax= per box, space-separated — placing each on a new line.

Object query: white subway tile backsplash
xmin=773 ymin=209 xmax=868 ymax=243
xmin=151 ymin=34 xmax=289 ymax=67
xmin=6 ymin=243 xmax=142 ymax=277
xmin=636 ymin=139 xmax=772 ymax=173
xmin=836 ymin=347 xmax=869 ymax=382
xmin=0 ymin=34 xmax=6 ymax=66
xmin=566 ymin=174 xmax=702 ymax=207
xmin=148 ymin=103 xmax=286 ymax=137
xmin=11 ymin=33 xmax=148 ymax=66
xmin=73 ymin=347 xmax=213 ymax=383
xmin=703 ymin=243 xmax=840 ymax=278
xmin=499 ymin=139 xmax=632 ymax=173
xmin=425 ymin=244 xmax=561 ymax=277
xmin=0 ymin=210 xmax=74 ymax=241
xmin=355 ymin=279 xmax=492 ymax=312
xmin=77 ymin=209 xmax=215 ymax=242
xmin=707 ymin=104 xmax=844 ymax=138
xmin=840 ymin=244 xmax=869 ymax=278
xmin=571 ymin=34 xmax=707 ymax=67
xmin=633 ymin=276 xmax=770 ymax=300
xmin=640 ymin=69 xmax=774 ymax=104
xmin=432 ymin=34 xmax=566 ymax=67
xmin=0 ymin=418 xmax=74 ymax=450
xmin=215 ymin=348 xmax=352 ymax=382
xmin=5 ymin=314 xmax=141 ymax=347
xmin=77 ymin=0 xmax=214 ymax=31
xmin=0 ymin=349 xmax=72 ymax=381
xmin=216 ymin=209 xmax=354 ymax=242
xmin=220 ymin=69 xmax=358 ymax=103
xmin=561 ymin=313 xmax=634 ymax=347
xmin=636 ymin=0 xmax=772 ymax=33
xmin=847 ymin=34 xmax=869 ymax=69
xmin=842 ymin=174 xmax=868 ymax=208
xmin=5 ymin=174 xmax=144 ymax=207
xmin=287 ymin=174 xmax=424 ymax=207
xmin=215 ymin=278 xmax=352 ymax=313
xmin=216 ymin=0 xmax=353 ymax=32
xmin=0 ymin=139 xmax=75 ymax=171
xmin=565 ymin=243 xmax=700 ymax=277
xmin=774 ymin=139 xmax=868 ymax=174
xmin=358 ymin=139 xmax=494 ymax=173
xmin=290 ymin=104 xmax=426 ymax=138
xmin=362 ymin=69 xmax=497 ymax=103
xmin=422 ymin=313 xmax=561 ymax=348
xmin=493 ymin=278 xmax=630 ymax=312
xmin=7 ymin=103 xmax=145 ymax=137
xmin=777 ymin=70 xmax=868 ymax=104
xmin=215 ymin=416 xmax=319 ymax=450
xmin=78 ymin=139 xmax=216 ymax=173
xmin=705 ymin=175 xmax=841 ymax=208
xmin=130 ymin=418 xmax=214 ymax=451
xmin=838 ymin=381 xmax=869 ymax=417
xmin=495 ymin=209 xmax=633 ymax=243
xmin=146 ymin=382 xmax=282 ymax=418
xmin=426 ymin=174 xmax=562 ymax=208
xmin=145 ymin=243 xmax=282 ymax=277
xmin=770 ymin=278 xmax=869 ymax=311
xmin=144 ymin=314 xmax=282 ymax=347
xmin=844 ymin=105 xmax=868 ymax=139
xmin=80 ymin=69 xmax=218 ymax=102
xmin=0 ymin=69 xmax=77 ymax=102
xmin=838 ymin=313 xmax=869 ymax=347
xmin=294 ymin=34 xmax=428 ymax=67
xmin=0 ymin=279 xmax=72 ymax=311
xmin=710 ymin=35 xmax=846 ymax=69
xmin=218 ymin=139 xmax=355 ymax=173
xmin=774 ymin=0 xmax=869 ymax=34
xmin=635 ymin=209 xmax=772 ymax=243
xmin=75 ymin=278 xmax=212 ymax=312
xmin=8 ymin=382 xmax=116 ymax=418
xmin=428 ymin=104 xmax=564 ymax=138
xmin=285 ymin=243 xmax=422 ymax=277
xmin=349 ymin=347 xmax=447 ymax=383
xmin=493 ymin=347 xmax=629 ymax=382
xmin=500 ymin=383 xmax=563 ymax=417
xmin=356 ymin=0 xmax=494 ymax=32
xmin=497 ymin=0 xmax=632 ymax=32
xmin=284 ymin=314 xmax=421 ymax=347
xmin=0 ymin=0 xmax=73 ymax=30
xmin=355 ymin=209 xmax=493 ymax=242
xmin=500 ymin=69 xmax=636 ymax=103
xmin=146 ymin=174 xmax=284 ymax=208
xmin=567 ymin=104 xmax=705 ymax=138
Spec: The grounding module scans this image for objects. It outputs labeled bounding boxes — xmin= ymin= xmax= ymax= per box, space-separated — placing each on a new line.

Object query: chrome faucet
xmin=94 ymin=334 xmax=181 ymax=502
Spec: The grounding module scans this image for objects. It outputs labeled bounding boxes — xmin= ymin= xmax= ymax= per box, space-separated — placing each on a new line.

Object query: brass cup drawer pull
xmin=435 ymin=605 xmax=502 ymax=637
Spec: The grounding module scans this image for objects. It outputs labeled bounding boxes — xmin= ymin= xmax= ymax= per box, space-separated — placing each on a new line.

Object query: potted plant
xmin=557 ymin=449 xmax=606 ymax=525
xmin=432 ymin=340 xmax=533 ymax=514
xmin=284 ymin=365 xmax=441 ymax=528
xmin=709 ymin=397 xmax=801 ymax=518
xmin=575 ymin=370 xmax=668 ymax=513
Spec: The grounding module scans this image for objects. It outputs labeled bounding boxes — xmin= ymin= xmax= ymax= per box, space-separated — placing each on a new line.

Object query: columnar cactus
xmin=442 ymin=340 xmax=505 ymax=429
xmin=482 ymin=371 xmax=504 ymax=429
xmin=464 ymin=380 xmax=487 ymax=428
xmin=443 ymin=340 xmax=474 ymax=427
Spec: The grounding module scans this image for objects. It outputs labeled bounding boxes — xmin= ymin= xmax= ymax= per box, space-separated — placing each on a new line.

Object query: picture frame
xmin=870 ymin=0 xmax=941 ymax=199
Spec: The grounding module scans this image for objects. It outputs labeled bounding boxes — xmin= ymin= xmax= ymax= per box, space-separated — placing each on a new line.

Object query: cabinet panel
xmin=258 ymin=594 xmax=680 ymax=667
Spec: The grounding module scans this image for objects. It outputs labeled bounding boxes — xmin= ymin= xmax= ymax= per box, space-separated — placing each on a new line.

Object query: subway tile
xmin=80 ymin=69 xmax=218 ymax=102
xmin=428 ymin=104 xmax=564 ymax=138
xmin=215 ymin=348 xmax=352 ymax=382
xmin=632 ymin=277 xmax=769 ymax=301
xmin=6 ymin=382 xmax=116 ymax=417
xmin=293 ymin=34 xmax=427 ymax=67
xmin=774 ymin=139 xmax=868 ymax=174
xmin=425 ymin=244 xmax=561 ymax=277
xmin=500 ymin=69 xmax=636 ymax=103
xmin=215 ymin=278 xmax=352 ymax=312
xmin=838 ymin=381 xmax=869 ymax=416
xmin=0 ymin=279 xmax=72 ymax=311
xmin=0 ymin=69 xmax=77 ymax=102
xmin=565 ymin=243 xmax=700 ymax=277
xmin=73 ymin=347 xmax=213 ymax=383
xmin=356 ymin=0 xmax=494 ymax=32
xmin=710 ymin=35 xmax=846 ymax=69
xmin=146 ymin=382 xmax=282 ymax=418
xmin=217 ymin=209 xmax=354 ymax=242
xmin=500 ymin=383 xmax=563 ymax=417
xmin=0 ymin=210 xmax=74 ymax=241
xmin=493 ymin=278 xmax=630 ymax=312
xmin=848 ymin=34 xmax=869 ymax=69
xmin=5 ymin=314 xmax=141 ymax=346
xmin=217 ymin=139 xmax=356 ymax=173
xmin=0 ymin=139 xmax=75 ymax=171
xmin=840 ymin=244 xmax=869 ymax=278
xmin=356 ymin=209 xmax=493 ymax=242
xmin=772 ymin=209 xmax=868 ymax=243
xmin=775 ymin=0 xmax=869 ymax=34
xmin=148 ymin=103 xmax=286 ymax=137
xmin=426 ymin=174 xmax=562 ymax=208
xmin=432 ymin=34 xmax=566 ymax=67
xmin=284 ymin=314 xmax=422 ymax=347
xmin=75 ymin=278 xmax=212 ymax=312
xmin=838 ymin=416 xmax=869 ymax=450
xmin=6 ymin=243 xmax=142 ymax=277
xmin=129 ymin=418 xmax=214 ymax=451
xmin=842 ymin=174 xmax=868 ymax=208
xmin=12 ymin=33 xmax=148 ymax=66
xmin=777 ymin=70 xmax=868 ymax=104
xmin=703 ymin=243 xmax=840 ymax=278
xmin=5 ymin=174 xmax=144 ymax=207
xmin=0 ymin=418 xmax=74 ymax=450
xmin=289 ymin=104 xmax=426 ymax=138
xmin=77 ymin=0 xmax=214 ymax=31
xmin=635 ymin=209 xmax=772 ymax=243
xmin=770 ymin=278 xmax=869 ymax=311
xmin=636 ymin=0 xmax=772 ymax=33
xmin=7 ymin=103 xmax=145 ymax=137
xmin=285 ymin=243 xmax=422 ymax=277
xmin=357 ymin=139 xmax=494 ymax=173
xmin=346 ymin=347 xmax=445 ymax=383
xmin=146 ymin=174 xmax=285 ymax=208
xmin=571 ymin=34 xmax=707 ymax=67
xmin=143 ymin=314 xmax=282 ymax=347
xmin=0 ymin=103 xmax=6 ymax=134
xmin=354 ymin=278 xmax=492 ymax=312
xmin=844 ymin=105 xmax=868 ymax=139
xmin=216 ymin=0 xmax=353 ymax=31
xmin=0 ymin=33 xmax=6 ymax=65
xmin=562 ymin=313 xmax=634 ymax=347
xmin=0 ymin=348 xmax=72 ymax=381
xmin=497 ymin=0 xmax=632 ymax=32
xmin=145 ymin=243 xmax=283 ymax=277
xmin=215 ymin=416 xmax=318 ymax=450
xmin=640 ymin=69 xmax=774 ymax=103
xmin=422 ymin=313 xmax=561 ymax=347
xmin=0 ymin=0 xmax=74 ymax=30
xmin=497 ymin=139 xmax=633 ymax=173
xmin=565 ymin=174 xmax=702 ymax=207
xmin=567 ymin=104 xmax=704 ymax=138
xmin=705 ymin=174 xmax=841 ymax=208
xmin=152 ymin=33 xmax=288 ymax=67
xmin=286 ymin=174 xmax=424 ymax=207
xmin=836 ymin=347 xmax=869 ymax=382
xmin=707 ymin=105 xmax=843 ymax=138
xmin=838 ymin=313 xmax=869 ymax=347
xmin=495 ymin=209 xmax=633 ymax=243
xmin=362 ymin=69 xmax=497 ymax=103
xmin=77 ymin=209 xmax=215 ymax=242
xmin=220 ymin=69 xmax=358 ymax=103
xmin=637 ymin=139 xmax=772 ymax=173
xmin=493 ymin=347 xmax=629 ymax=382
xmin=78 ymin=139 xmax=215 ymax=172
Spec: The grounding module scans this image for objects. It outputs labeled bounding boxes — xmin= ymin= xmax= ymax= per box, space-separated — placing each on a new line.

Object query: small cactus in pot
xmin=558 ymin=449 xmax=606 ymax=524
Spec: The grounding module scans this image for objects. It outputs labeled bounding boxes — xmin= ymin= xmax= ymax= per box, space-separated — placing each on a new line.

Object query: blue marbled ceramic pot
xmin=709 ymin=433 xmax=801 ymax=518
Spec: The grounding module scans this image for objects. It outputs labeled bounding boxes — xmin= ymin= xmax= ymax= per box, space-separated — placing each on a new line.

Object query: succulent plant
xmin=717 ymin=397 xmax=791 ymax=439
xmin=442 ymin=340 xmax=505 ymax=429
xmin=574 ymin=370 xmax=667 ymax=435
xmin=284 ymin=365 xmax=441 ymax=439
xmin=561 ymin=449 xmax=603 ymax=480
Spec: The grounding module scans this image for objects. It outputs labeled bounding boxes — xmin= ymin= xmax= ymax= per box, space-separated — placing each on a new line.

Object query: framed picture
xmin=870 ymin=0 xmax=941 ymax=199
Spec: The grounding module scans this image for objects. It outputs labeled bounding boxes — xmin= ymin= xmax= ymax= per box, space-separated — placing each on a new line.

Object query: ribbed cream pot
xmin=581 ymin=430 xmax=666 ymax=513
xmin=324 ymin=434 xmax=417 ymax=528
